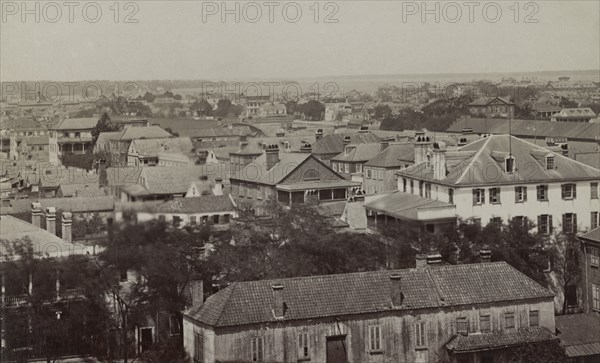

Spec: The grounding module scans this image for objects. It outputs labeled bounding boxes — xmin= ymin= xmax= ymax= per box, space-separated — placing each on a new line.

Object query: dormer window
xmin=546 ymin=156 xmax=555 ymax=170
xmin=505 ymin=155 xmax=515 ymax=173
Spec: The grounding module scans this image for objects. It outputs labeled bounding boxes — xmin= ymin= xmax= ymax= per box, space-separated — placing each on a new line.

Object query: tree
xmin=548 ymin=232 xmax=583 ymax=314
xmin=190 ymin=99 xmax=213 ymax=116
xmin=298 ymin=100 xmax=325 ymax=121
xmin=558 ymin=97 xmax=578 ymax=109
xmin=214 ymin=99 xmax=233 ymax=118
xmin=142 ymin=91 xmax=156 ymax=103
xmin=373 ymin=104 xmax=392 ymax=119
xmin=509 ymin=340 xmax=569 ymax=363
xmin=91 ymin=112 xmax=119 ymax=146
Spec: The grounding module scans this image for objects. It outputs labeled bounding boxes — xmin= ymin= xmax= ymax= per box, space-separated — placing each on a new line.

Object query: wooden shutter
xmin=473 ymin=189 xmax=477 ymax=205
xmin=523 ymin=187 xmax=527 ymax=202
xmin=562 ymin=214 xmax=567 ymax=232
xmin=573 ymin=214 xmax=577 ymax=233
xmin=561 ymin=185 xmax=566 ymax=199
xmin=537 ymin=215 xmax=542 ymax=232
xmin=573 ymin=184 xmax=577 ymax=199
xmin=549 ymin=215 xmax=553 ymax=233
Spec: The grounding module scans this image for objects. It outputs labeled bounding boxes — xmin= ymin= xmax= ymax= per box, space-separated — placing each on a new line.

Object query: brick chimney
xmin=315 ymin=128 xmax=323 ymax=141
xmin=479 ymin=247 xmax=492 ymax=263
xmin=426 ymin=251 xmax=442 ymax=265
xmin=432 ymin=142 xmax=447 ymax=181
xmin=45 ymin=207 xmax=56 ymax=236
xmin=359 ymin=126 xmax=369 ymax=133
xmin=272 ymin=284 xmax=285 ymax=319
xmin=343 ymin=136 xmax=351 ymax=146
xmin=61 ymin=212 xmax=72 ymax=243
xmin=300 ymin=142 xmax=312 ymax=153
xmin=414 ymin=132 xmax=431 ymax=165
xmin=389 ymin=274 xmax=404 ymax=307
xmin=415 ymin=254 xmax=427 ymax=269
xmin=265 ymin=144 xmax=279 ymax=170
xmin=31 ymin=202 xmax=42 ymax=228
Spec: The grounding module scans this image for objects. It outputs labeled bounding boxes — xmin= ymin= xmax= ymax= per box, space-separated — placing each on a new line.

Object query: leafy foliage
xmin=509 ymin=340 xmax=569 ymax=363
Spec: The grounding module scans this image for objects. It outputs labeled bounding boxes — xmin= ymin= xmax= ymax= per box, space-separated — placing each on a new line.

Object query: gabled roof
xmin=230 ymin=152 xmax=311 ymax=185
xmin=579 ymin=226 xmax=600 ymax=244
xmin=184 ymin=262 xmax=553 ymax=328
xmin=364 ymin=191 xmax=454 ymax=220
xmin=117 ymin=126 xmax=172 ymax=141
xmin=330 ymin=143 xmax=382 ymax=163
xmin=131 ymin=137 xmax=193 ymax=156
xmin=312 ymin=132 xmax=380 ymax=155
xmin=555 ymin=313 xmax=600 ymax=357
xmin=397 ymin=135 xmax=600 ymax=187
xmin=138 ymin=166 xmax=225 ymax=195
xmin=365 ymin=143 xmax=415 ymax=168
xmin=55 ymin=118 xmax=98 ymax=130
xmin=468 ymin=97 xmax=513 ymax=106
xmin=574 ymin=152 xmax=600 ymax=170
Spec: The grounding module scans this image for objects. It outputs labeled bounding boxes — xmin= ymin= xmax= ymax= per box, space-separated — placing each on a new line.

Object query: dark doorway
xmin=326 ymin=335 xmax=347 ymax=363
xmin=140 ymin=327 xmax=153 ymax=352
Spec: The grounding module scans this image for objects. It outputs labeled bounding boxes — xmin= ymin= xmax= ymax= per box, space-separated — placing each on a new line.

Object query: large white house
xmin=385 ymin=134 xmax=600 ymax=233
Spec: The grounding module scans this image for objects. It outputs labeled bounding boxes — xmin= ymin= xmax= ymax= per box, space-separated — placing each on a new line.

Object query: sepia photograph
xmin=1 ymin=1 xmax=599 ymax=362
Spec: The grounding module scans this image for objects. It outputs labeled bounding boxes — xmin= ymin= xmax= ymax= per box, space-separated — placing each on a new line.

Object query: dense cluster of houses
xmin=1 ymin=77 xmax=599 ymax=362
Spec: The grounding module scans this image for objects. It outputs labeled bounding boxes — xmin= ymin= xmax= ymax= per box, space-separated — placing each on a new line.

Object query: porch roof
xmin=276 ymin=180 xmax=360 ymax=192
xmin=364 ymin=191 xmax=455 ymax=221
xmin=446 ymin=327 xmax=557 ymax=353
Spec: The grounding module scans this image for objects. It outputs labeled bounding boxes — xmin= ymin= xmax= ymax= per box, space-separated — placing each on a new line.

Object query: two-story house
xmin=53 ymin=117 xmax=97 ymax=155
xmin=183 ymin=259 xmax=556 ymax=363
xmin=578 ymin=227 xmax=600 ymax=314
xmin=330 ymin=142 xmax=382 ymax=182
xmin=127 ymin=137 xmax=194 ymax=166
xmin=106 ymin=126 xmax=173 ymax=166
xmin=391 ymin=134 xmax=600 ymax=233
xmin=363 ymin=142 xmax=415 ymax=194
xmin=468 ymin=97 xmax=515 ymax=119
xmin=229 ymin=144 xmax=360 ymax=215
xmin=311 ymin=128 xmax=380 ymax=163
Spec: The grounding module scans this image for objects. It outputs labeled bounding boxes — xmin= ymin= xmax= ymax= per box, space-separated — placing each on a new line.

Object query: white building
xmin=389 ymin=134 xmax=600 ymax=233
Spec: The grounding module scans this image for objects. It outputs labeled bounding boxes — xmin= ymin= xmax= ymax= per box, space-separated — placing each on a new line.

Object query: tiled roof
xmin=447 ymin=117 xmax=600 ymax=141
xmin=185 ymin=262 xmax=553 ymax=328
xmin=118 ymin=126 xmax=172 ymax=140
xmin=138 ymin=165 xmax=227 ymax=195
xmin=312 ymin=132 xmax=380 ymax=155
xmin=0 ymin=118 xmax=60 ymax=130
xmin=230 ymin=152 xmax=311 ymax=185
xmin=55 ymin=118 xmax=98 ymax=130
xmin=0 ymin=215 xmax=86 ymax=259
xmin=131 ymin=137 xmax=193 ymax=156
xmin=580 ymin=226 xmax=600 ymax=243
xmin=116 ymin=195 xmax=236 ymax=214
xmin=446 ymin=327 xmax=556 ymax=353
xmin=397 ymin=135 xmax=600 ymax=187
xmin=365 ymin=143 xmax=415 ymax=168
xmin=331 ymin=143 xmax=382 ymax=163
xmin=556 ymin=313 xmax=600 ymax=357
xmin=0 ymin=197 xmax=116 ymax=215
xmin=364 ymin=191 xmax=454 ymax=220
xmin=574 ymin=152 xmax=600 ymax=170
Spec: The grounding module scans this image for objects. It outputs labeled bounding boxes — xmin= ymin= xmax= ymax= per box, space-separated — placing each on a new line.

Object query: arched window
xmin=303 ymin=169 xmax=319 ymax=181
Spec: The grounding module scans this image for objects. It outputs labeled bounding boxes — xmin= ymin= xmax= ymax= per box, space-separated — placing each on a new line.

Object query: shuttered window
xmin=415 ymin=321 xmax=427 ymax=347
xmin=251 ymin=337 xmax=264 ymax=362
xmin=298 ymin=332 xmax=310 ymax=359
xmin=562 ymin=213 xmax=577 ymax=234
xmin=368 ymin=325 xmax=382 ymax=351
xmin=194 ymin=332 xmax=203 ymax=362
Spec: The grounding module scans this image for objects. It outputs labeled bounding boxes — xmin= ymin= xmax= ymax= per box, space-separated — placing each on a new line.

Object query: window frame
xmin=297 ymin=332 xmax=310 ymax=360
xmin=562 ymin=213 xmax=577 ymax=234
xmin=415 ymin=321 xmax=427 ymax=348
xmin=537 ymin=185 xmax=549 ymax=201
xmin=546 ymin=156 xmax=555 ymax=170
xmin=194 ymin=331 xmax=203 ymax=363
xmin=480 ymin=313 xmax=491 ymax=333
xmin=529 ymin=310 xmax=539 ymax=327
xmin=593 ymin=284 xmax=600 ymax=311
xmin=515 ymin=186 xmax=527 ymax=203
xmin=592 ymin=182 xmax=599 ymax=199
xmin=250 ymin=336 xmax=265 ymax=362
xmin=590 ymin=246 xmax=599 ymax=268
xmin=456 ymin=317 xmax=469 ymax=335
xmin=473 ymin=189 xmax=485 ymax=205
xmin=538 ymin=214 xmax=553 ymax=235
xmin=592 ymin=212 xmax=599 ymax=230
xmin=504 ymin=311 xmax=515 ymax=329
xmin=561 ymin=183 xmax=577 ymax=200
xmin=368 ymin=325 xmax=383 ymax=353
xmin=489 ymin=187 xmax=501 ymax=204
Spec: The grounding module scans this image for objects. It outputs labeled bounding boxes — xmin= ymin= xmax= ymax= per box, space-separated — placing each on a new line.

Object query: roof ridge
xmin=455 ymin=135 xmax=494 ymax=184
xmin=215 ymin=283 xmax=237 ymax=326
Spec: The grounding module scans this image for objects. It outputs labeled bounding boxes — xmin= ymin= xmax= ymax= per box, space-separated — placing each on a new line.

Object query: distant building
xmin=259 ymin=102 xmax=287 ymax=117
xmin=531 ymin=103 xmax=562 ymax=119
xmin=311 ymin=128 xmax=380 ymax=163
xmin=551 ymin=108 xmax=597 ymax=123
xmin=578 ymin=228 xmax=600 ymax=314
xmin=127 ymin=137 xmax=194 ymax=166
xmin=363 ymin=142 xmax=415 ymax=194
xmin=53 ymin=117 xmax=97 ymax=155
xmin=105 ymin=126 xmax=173 ymax=166
xmin=330 ymin=142 xmax=383 ymax=184
xmin=555 ymin=313 xmax=600 ymax=362
xmin=468 ymin=97 xmax=515 ymax=119
xmin=183 ymin=260 xmax=556 ymax=363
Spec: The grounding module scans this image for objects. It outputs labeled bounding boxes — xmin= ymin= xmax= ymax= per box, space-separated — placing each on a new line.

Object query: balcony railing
xmin=3 ymin=288 xmax=85 ymax=307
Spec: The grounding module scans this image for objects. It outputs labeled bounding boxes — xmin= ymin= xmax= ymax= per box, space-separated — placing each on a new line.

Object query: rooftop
xmin=131 ymin=137 xmax=193 ymax=156
xmin=446 ymin=327 xmax=556 ymax=353
xmin=555 ymin=313 xmax=600 ymax=357
xmin=184 ymin=261 xmax=553 ymax=328
xmin=312 ymin=132 xmax=380 ymax=155
xmin=331 ymin=143 xmax=383 ymax=163
xmin=116 ymin=194 xmax=236 ymax=214
xmin=364 ymin=191 xmax=455 ymax=221
xmin=55 ymin=118 xmax=98 ymax=130
xmin=364 ymin=143 xmax=415 ymax=168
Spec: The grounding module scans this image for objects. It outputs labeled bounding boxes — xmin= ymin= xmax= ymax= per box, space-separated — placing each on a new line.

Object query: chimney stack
xmin=389 ymin=274 xmax=404 ymax=307
xmin=426 ymin=251 xmax=442 ymax=265
xmin=300 ymin=142 xmax=312 ymax=153
xmin=343 ymin=136 xmax=351 ymax=146
xmin=265 ymin=144 xmax=280 ymax=170
xmin=272 ymin=284 xmax=285 ymax=319
xmin=98 ymin=159 xmax=108 ymax=187
xmin=415 ymin=254 xmax=427 ymax=269
xmin=45 ymin=207 xmax=57 ymax=236
xmin=414 ymin=133 xmax=431 ymax=165
xmin=448 ymin=242 xmax=459 ymax=265
xmin=479 ymin=247 xmax=492 ymax=263
xmin=359 ymin=126 xmax=369 ymax=133
xmin=315 ymin=129 xmax=323 ymax=141
xmin=31 ymin=202 xmax=42 ymax=228
xmin=432 ymin=142 xmax=447 ymax=181
xmin=61 ymin=212 xmax=72 ymax=243
xmin=212 ymin=178 xmax=223 ymax=195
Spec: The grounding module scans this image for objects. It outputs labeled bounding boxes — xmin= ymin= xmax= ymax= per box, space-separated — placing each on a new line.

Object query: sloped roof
xmin=397 ymin=135 xmax=600 ymax=187
xmin=117 ymin=195 xmax=236 ymax=214
xmin=230 ymin=152 xmax=311 ymax=185
xmin=118 ymin=126 xmax=172 ymax=140
xmin=138 ymin=165 xmax=226 ymax=195
xmin=55 ymin=118 xmax=98 ymax=130
xmin=0 ymin=118 xmax=60 ymax=130
xmin=0 ymin=197 xmax=116 ymax=215
xmin=364 ymin=191 xmax=454 ymax=220
xmin=555 ymin=313 xmax=600 ymax=357
xmin=555 ymin=108 xmax=596 ymax=118
xmin=447 ymin=117 xmax=600 ymax=141
xmin=312 ymin=132 xmax=380 ymax=155
xmin=131 ymin=137 xmax=193 ymax=156
xmin=574 ymin=152 xmax=600 ymax=170
xmin=365 ymin=143 xmax=415 ymax=168
xmin=0 ymin=215 xmax=86 ymax=259
xmin=331 ymin=143 xmax=382 ymax=163
xmin=184 ymin=262 xmax=553 ymax=328
xmin=446 ymin=327 xmax=556 ymax=353
xmin=579 ymin=226 xmax=600 ymax=243
xmin=468 ymin=97 xmax=513 ymax=106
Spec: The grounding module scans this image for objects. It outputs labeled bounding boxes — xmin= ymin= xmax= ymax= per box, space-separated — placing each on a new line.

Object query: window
xmin=513 ymin=216 xmax=528 ymax=228
xmin=332 ymin=163 xmax=337 ymax=172
xmin=368 ymin=325 xmax=382 ymax=352
xmin=491 ymin=217 xmax=502 ymax=229
xmin=251 ymin=337 xmax=264 ymax=362
xmin=366 ymin=169 xmax=371 ymax=179
xmin=537 ymin=185 xmax=549 ymax=201
xmin=449 ymin=188 xmax=454 ymax=204
xmin=410 ymin=180 xmax=414 ymax=194
xmin=415 ymin=321 xmax=427 ymax=347
xmin=344 ymin=163 xmax=350 ymax=174
xmin=593 ymin=284 xmax=600 ymax=311
xmin=379 ymin=170 xmax=384 ymax=180
xmin=593 ymin=212 xmax=599 ymax=230
xmin=561 ymin=184 xmax=577 ymax=200
xmin=425 ymin=184 xmax=431 ymax=199
xmin=505 ymin=156 xmax=515 ymax=173
xmin=590 ymin=247 xmax=599 ymax=267
xmin=546 ymin=156 xmax=555 ymax=170
xmin=298 ymin=332 xmax=310 ymax=359
xmin=529 ymin=310 xmax=539 ymax=327
xmin=489 ymin=188 xmax=501 ymax=204
xmin=119 ymin=269 xmax=128 ymax=282
xmin=173 ymin=216 xmax=182 ymax=228
xmin=158 ymin=215 xmax=166 ymax=223
xmin=213 ymin=215 xmax=220 ymax=224
xmin=190 ymin=216 xmax=197 ymax=226
xmin=403 ymin=178 xmax=407 ymax=192
xmin=592 ymin=183 xmax=599 ymax=199
xmin=562 ymin=213 xmax=577 ymax=234
xmin=473 ymin=189 xmax=485 ymax=205
xmin=456 ymin=317 xmax=468 ymax=335
xmin=515 ymin=186 xmax=527 ymax=203
xmin=538 ymin=215 xmax=553 ymax=234
xmin=169 ymin=315 xmax=180 ymax=335
xmin=504 ymin=312 xmax=515 ymax=329
xmin=194 ymin=332 xmax=203 ymax=362
xmin=257 ymin=187 xmax=263 ymax=200
xmin=480 ymin=313 xmax=491 ymax=333
xmin=223 ymin=214 xmax=230 ymax=224
xmin=357 ymin=164 xmax=362 ymax=173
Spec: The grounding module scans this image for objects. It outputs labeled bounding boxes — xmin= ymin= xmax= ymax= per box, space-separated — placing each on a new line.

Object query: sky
xmin=1 ymin=0 xmax=599 ymax=81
